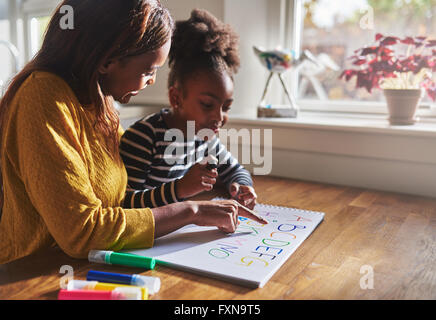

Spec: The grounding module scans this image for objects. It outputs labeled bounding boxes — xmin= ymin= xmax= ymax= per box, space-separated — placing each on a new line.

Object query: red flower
xmin=341 ymin=35 xmax=436 ymax=100
xmin=360 ymin=46 xmax=379 ymax=56
xmin=425 ymin=40 xmax=436 ymax=47
xmin=339 ymin=69 xmax=356 ymax=81
xmin=401 ymin=37 xmax=415 ymax=45
xmin=352 ymin=59 xmax=367 ymax=66
xmin=380 ymin=36 xmax=399 ymax=46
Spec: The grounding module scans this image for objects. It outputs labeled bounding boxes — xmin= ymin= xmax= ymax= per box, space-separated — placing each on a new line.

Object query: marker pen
xmin=88 ymin=250 xmax=156 ymax=269
xmin=67 ymin=279 xmax=148 ymax=300
xmin=87 ymin=270 xmax=161 ymax=295
xmin=202 ymin=154 xmax=218 ymax=170
xmin=58 ymin=288 xmax=139 ymax=300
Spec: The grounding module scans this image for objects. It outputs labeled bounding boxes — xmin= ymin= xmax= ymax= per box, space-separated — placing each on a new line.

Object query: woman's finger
xmin=236 ymin=203 xmax=268 ymax=224
xmin=218 ymin=204 xmax=237 ymax=233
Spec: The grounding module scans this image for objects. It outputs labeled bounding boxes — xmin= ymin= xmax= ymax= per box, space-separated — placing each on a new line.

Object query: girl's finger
xmin=202 ymin=176 xmax=216 ymax=185
xmin=229 ymin=183 xmax=240 ymax=197
xmin=201 ymin=182 xmax=214 ymax=191
xmin=204 ymin=169 xmax=218 ymax=178
xmin=238 ymin=192 xmax=257 ymax=201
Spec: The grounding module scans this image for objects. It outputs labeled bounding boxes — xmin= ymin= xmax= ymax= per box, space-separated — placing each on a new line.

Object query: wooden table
xmin=1 ymin=176 xmax=435 ymax=300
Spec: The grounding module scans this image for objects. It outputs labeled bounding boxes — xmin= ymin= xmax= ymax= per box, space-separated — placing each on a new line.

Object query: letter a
xmin=60 ymin=5 xmax=74 ymax=30
xmin=360 ymin=6 xmax=374 ymax=30
xmin=360 ymin=265 xmax=374 ymax=290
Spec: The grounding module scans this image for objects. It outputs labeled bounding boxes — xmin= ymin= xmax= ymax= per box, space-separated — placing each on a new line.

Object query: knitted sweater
xmin=0 ymin=71 xmax=155 ymax=264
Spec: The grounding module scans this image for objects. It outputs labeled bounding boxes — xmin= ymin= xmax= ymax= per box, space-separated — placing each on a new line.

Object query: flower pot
xmin=383 ymin=88 xmax=423 ymax=125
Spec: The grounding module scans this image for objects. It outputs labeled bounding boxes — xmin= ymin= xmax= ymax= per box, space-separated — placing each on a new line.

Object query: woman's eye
xmin=201 ymin=102 xmax=214 ymax=109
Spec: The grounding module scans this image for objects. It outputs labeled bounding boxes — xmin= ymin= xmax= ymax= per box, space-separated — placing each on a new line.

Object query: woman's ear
xmin=98 ymin=59 xmax=117 ymax=75
xmin=169 ymin=85 xmax=182 ymax=109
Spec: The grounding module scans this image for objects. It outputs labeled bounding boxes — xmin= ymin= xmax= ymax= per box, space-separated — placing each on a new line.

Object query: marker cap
xmin=67 ymin=279 xmax=98 ymax=290
xmin=132 ymin=274 xmax=161 ymax=295
xmin=88 ymin=250 xmax=109 ymax=264
xmin=202 ymin=154 xmax=218 ymax=169
xmin=87 ymin=270 xmax=161 ymax=295
xmin=111 ymin=287 xmax=142 ymax=300
xmin=88 ymin=250 xmax=156 ymax=270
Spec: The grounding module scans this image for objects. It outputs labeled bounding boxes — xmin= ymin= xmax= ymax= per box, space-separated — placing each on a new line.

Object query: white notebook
xmin=125 ymin=199 xmax=324 ymax=288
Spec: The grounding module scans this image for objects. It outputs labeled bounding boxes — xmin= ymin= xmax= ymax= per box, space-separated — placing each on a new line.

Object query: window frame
xmin=284 ymin=0 xmax=436 ymax=118
xmin=19 ymin=0 xmax=60 ymax=61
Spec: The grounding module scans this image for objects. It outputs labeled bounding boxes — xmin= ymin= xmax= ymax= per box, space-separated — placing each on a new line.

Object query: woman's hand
xmin=229 ymin=182 xmax=257 ymax=210
xmin=152 ymin=199 xmax=265 ymax=238
xmin=176 ymin=163 xmax=218 ymax=199
xmin=190 ymin=199 xmax=265 ymax=233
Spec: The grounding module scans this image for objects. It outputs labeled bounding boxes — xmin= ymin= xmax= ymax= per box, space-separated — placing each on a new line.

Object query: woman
xmin=0 ymin=0 xmax=262 ymax=264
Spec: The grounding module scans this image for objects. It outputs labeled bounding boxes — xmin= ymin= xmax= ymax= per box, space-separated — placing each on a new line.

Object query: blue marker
xmin=87 ymin=270 xmax=161 ymax=295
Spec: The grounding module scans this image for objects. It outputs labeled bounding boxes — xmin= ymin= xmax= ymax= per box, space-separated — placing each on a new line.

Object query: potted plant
xmin=340 ymin=34 xmax=436 ymax=125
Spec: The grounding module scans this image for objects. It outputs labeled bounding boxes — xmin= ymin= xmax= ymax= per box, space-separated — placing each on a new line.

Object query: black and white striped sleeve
xmin=119 ymin=120 xmax=182 ymax=209
xmin=211 ymin=138 xmax=253 ymax=191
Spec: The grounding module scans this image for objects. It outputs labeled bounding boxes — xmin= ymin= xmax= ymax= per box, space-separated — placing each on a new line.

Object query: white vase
xmin=383 ymin=88 xmax=423 ymax=125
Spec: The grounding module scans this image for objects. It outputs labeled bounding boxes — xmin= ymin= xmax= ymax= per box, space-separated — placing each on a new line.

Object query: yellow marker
xmin=67 ymin=279 xmax=148 ymax=300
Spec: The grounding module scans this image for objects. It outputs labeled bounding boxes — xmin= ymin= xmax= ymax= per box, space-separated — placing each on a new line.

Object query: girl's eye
xmin=223 ymin=102 xmax=232 ymax=113
xmin=142 ymin=70 xmax=155 ymax=77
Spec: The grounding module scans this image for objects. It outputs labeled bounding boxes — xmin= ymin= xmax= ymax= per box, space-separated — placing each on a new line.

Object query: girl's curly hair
xmin=168 ymin=9 xmax=240 ymax=89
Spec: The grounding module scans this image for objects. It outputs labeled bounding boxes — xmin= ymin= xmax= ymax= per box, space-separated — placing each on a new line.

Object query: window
xmin=0 ymin=0 xmax=14 ymax=93
xmin=28 ymin=15 xmax=50 ymax=58
xmin=0 ymin=0 xmax=58 ymax=93
xmin=285 ymin=0 xmax=436 ymax=113
xmin=21 ymin=0 xmax=59 ymax=60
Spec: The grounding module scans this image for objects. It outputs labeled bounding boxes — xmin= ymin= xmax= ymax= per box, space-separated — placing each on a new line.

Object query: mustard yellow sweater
xmin=0 ymin=71 xmax=155 ymax=264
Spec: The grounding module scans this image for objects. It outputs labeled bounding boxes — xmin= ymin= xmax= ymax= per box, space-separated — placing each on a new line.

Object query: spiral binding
xmin=255 ymin=202 xmax=324 ymax=217
xmin=212 ymin=197 xmax=325 ymax=217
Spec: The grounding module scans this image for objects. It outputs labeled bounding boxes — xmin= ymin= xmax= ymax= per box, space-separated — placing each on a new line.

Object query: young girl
xmin=120 ymin=9 xmax=258 ymax=210
xmin=0 ymin=0 xmax=262 ymax=265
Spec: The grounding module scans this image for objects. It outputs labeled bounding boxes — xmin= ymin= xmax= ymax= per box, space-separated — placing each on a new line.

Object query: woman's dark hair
xmin=0 ymin=0 xmax=174 ymax=209
xmin=168 ymin=9 xmax=240 ymax=91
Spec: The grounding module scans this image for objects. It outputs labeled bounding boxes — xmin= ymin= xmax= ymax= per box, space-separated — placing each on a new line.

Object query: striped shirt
xmin=119 ymin=109 xmax=253 ymax=208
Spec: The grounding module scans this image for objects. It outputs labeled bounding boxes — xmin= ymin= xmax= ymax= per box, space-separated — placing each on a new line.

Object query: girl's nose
xmin=213 ymin=108 xmax=224 ymax=123
xmin=146 ymin=74 xmax=156 ymax=87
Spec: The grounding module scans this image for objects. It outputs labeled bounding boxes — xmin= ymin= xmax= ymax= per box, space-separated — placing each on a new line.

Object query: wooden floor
xmin=1 ymin=176 xmax=435 ymax=300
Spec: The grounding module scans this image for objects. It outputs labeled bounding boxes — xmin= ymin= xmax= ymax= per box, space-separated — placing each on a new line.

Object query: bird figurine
xmin=253 ymin=46 xmax=319 ymax=116
xmin=298 ymin=53 xmax=340 ymax=100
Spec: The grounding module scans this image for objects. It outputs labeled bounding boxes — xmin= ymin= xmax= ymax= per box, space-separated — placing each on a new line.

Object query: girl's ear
xmin=169 ymin=85 xmax=182 ymax=109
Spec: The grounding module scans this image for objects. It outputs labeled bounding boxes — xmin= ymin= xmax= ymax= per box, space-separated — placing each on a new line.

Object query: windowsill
xmin=228 ymin=110 xmax=436 ymax=138
xmin=119 ymin=104 xmax=436 ymax=197
xmin=118 ymin=104 xmax=436 ymax=137
xmin=226 ymin=109 xmax=436 ymax=198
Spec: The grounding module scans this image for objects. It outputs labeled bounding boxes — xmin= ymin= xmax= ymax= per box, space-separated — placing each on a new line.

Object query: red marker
xmin=58 ymin=289 xmax=134 ymax=300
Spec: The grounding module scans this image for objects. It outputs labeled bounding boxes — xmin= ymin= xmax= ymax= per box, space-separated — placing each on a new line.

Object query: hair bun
xmin=169 ymin=9 xmax=240 ymax=74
